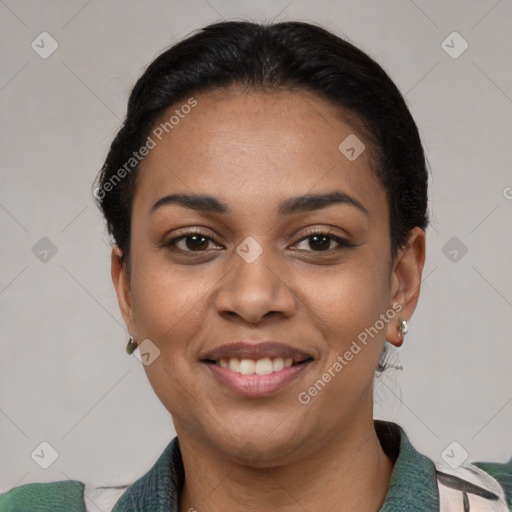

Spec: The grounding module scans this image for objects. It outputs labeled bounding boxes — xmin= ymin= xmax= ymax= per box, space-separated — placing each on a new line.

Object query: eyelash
xmin=163 ymin=228 xmax=354 ymax=255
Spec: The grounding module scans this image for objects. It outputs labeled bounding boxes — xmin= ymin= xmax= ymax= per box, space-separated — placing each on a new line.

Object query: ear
xmin=386 ymin=227 xmax=426 ymax=347
xmin=111 ymin=245 xmax=135 ymax=336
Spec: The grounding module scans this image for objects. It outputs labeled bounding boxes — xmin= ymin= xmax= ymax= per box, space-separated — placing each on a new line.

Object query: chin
xmin=225 ymin=437 xmax=299 ymax=469
xmin=206 ymin=419 xmax=311 ymax=469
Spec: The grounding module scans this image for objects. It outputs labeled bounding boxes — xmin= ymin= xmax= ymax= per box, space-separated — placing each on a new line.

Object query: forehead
xmin=133 ymin=88 xmax=386 ymax=217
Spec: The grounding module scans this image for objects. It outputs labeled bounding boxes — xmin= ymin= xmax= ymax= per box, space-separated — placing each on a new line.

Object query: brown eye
xmin=307 ymin=234 xmax=333 ymax=251
xmin=164 ymin=230 xmax=224 ymax=253
xmin=294 ymin=231 xmax=353 ymax=252
xmin=179 ymin=234 xmax=210 ymax=251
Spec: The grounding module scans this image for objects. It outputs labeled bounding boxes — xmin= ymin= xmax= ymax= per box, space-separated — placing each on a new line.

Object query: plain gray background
xmin=1 ymin=0 xmax=511 ymax=495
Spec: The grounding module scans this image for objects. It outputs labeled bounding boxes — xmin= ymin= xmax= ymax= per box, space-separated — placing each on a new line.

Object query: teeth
xmin=228 ymin=358 xmax=240 ymax=372
xmin=273 ymin=357 xmax=284 ymax=372
xmin=216 ymin=356 xmax=300 ymax=375
xmin=239 ymin=359 xmax=256 ymax=375
xmin=255 ymin=357 xmax=273 ymax=375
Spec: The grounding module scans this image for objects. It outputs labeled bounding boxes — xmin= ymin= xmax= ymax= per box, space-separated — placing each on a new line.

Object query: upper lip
xmin=201 ymin=341 xmax=313 ymax=363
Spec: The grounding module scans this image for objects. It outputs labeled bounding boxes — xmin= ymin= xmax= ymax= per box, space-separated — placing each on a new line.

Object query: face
xmin=112 ymin=87 xmax=425 ymax=466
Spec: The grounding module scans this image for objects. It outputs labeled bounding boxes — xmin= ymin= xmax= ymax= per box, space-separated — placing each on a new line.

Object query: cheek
xmin=296 ymin=268 xmax=391 ymax=410
xmin=128 ymin=266 xmax=208 ymax=386
xmin=129 ymin=253 xmax=209 ymax=333
xmin=299 ymin=263 xmax=392 ymax=402
xmin=128 ymin=259 xmax=210 ymax=412
xmin=303 ymin=261 xmax=390 ymax=336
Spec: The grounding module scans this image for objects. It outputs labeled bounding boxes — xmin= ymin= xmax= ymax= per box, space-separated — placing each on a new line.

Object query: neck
xmin=177 ymin=419 xmax=394 ymax=512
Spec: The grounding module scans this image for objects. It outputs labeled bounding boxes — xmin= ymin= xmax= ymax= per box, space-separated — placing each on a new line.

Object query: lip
xmin=201 ymin=341 xmax=314 ymax=397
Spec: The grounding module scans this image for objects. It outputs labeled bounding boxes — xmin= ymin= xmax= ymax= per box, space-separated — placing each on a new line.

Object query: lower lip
xmin=204 ymin=361 xmax=312 ymax=397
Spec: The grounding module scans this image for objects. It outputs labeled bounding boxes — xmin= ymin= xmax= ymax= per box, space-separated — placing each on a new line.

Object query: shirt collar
xmin=376 ymin=420 xmax=439 ymax=511
xmin=112 ymin=420 xmax=439 ymax=511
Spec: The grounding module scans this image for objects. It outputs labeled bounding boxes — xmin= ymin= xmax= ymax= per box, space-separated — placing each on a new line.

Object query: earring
xmin=398 ymin=318 xmax=408 ymax=339
xmin=126 ymin=336 xmax=138 ymax=354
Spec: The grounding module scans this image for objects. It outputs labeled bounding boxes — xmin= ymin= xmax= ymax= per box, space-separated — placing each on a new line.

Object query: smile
xmin=200 ymin=341 xmax=314 ymax=397
xmin=217 ymin=356 xmax=294 ymax=375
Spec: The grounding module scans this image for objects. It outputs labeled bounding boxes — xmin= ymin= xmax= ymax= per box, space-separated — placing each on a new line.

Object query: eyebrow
xmin=151 ymin=190 xmax=368 ymax=216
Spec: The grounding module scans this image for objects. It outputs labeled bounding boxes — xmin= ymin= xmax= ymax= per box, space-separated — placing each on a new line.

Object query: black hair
xmin=94 ymin=20 xmax=429 ymax=265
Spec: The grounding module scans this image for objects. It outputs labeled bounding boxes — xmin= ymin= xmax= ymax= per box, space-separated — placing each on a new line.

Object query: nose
xmin=214 ymin=246 xmax=297 ymax=325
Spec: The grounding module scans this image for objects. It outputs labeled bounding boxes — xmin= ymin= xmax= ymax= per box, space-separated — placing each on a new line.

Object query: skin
xmin=112 ymin=87 xmax=425 ymax=511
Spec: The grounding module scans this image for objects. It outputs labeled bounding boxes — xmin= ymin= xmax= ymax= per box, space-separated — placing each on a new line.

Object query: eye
xmin=164 ymin=230 xmax=224 ymax=253
xmin=162 ymin=228 xmax=354 ymax=255
xmin=293 ymin=230 xmax=354 ymax=252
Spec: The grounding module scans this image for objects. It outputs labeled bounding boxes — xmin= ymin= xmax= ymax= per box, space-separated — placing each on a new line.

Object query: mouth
xmin=200 ymin=341 xmax=314 ymax=397
xmin=203 ymin=355 xmax=312 ymax=375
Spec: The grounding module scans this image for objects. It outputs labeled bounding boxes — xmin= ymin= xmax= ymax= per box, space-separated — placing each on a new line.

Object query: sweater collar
xmin=112 ymin=420 xmax=439 ymax=511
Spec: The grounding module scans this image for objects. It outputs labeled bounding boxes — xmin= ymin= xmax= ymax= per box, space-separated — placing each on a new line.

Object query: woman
xmin=1 ymin=20 xmax=510 ymax=512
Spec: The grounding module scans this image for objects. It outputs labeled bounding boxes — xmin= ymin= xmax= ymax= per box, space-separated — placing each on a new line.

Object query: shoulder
xmin=0 ymin=480 xmax=86 ymax=511
xmin=434 ymin=457 xmax=512 ymax=511
xmin=0 ymin=480 xmax=130 ymax=512
xmin=0 ymin=439 xmax=180 ymax=512
xmin=376 ymin=421 xmax=511 ymax=511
